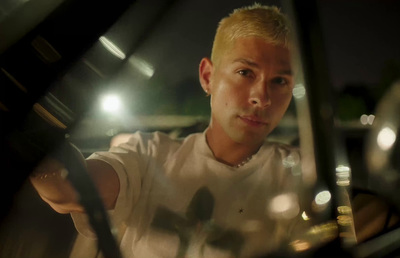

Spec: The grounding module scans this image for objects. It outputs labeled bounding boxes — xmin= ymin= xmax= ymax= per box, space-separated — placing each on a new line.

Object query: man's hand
xmin=30 ymin=151 xmax=120 ymax=214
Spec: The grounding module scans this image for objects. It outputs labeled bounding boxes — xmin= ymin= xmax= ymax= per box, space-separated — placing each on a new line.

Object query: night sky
xmin=318 ymin=0 xmax=400 ymax=90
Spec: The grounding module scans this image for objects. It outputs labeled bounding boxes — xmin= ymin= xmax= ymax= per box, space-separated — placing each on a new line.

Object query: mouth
xmin=239 ymin=115 xmax=268 ymax=127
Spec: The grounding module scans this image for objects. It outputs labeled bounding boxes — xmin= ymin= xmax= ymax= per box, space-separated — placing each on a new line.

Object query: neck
xmin=205 ymin=126 xmax=262 ymax=167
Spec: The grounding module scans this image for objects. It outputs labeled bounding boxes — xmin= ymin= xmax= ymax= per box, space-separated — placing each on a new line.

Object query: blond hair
xmin=211 ymin=3 xmax=291 ymax=66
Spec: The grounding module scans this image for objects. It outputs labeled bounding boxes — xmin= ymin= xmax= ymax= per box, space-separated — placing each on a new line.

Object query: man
xmin=31 ymin=4 xmax=304 ymax=257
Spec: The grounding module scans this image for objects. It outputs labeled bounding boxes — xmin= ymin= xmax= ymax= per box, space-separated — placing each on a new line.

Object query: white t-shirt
xmin=71 ymin=130 xmax=304 ymax=258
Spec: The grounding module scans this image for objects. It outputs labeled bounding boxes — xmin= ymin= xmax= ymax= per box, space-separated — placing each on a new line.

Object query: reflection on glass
xmin=337 ymin=205 xmax=352 ymax=215
xmin=291 ymin=239 xmax=311 ymax=252
xmin=268 ymin=193 xmax=300 ymax=219
xmin=308 ymin=222 xmax=338 ymax=241
xmin=360 ymin=114 xmax=375 ymax=125
xmin=128 ymin=55 xmax=155 ymax=78
xmin=290 ymin=221 xmax=339 ymax=253
xmin=99 ymin=36 xmax=126 ymax=60
xmin=377 ymin=127 xmax=396 ymax=151
xmin=3 ymin=0 xmax=379 ymax=257
xmin=292 ymin=83 xmax=306 ymax=99
xmin=101 ymin=94 xmax=122 ymax=114
xmin=282 ymin=152 xmax=300 ymax=168
xmin=337 ymin=215 xmax=353 ymax=227
xmin=336 ymin=165 xmax=351 ymax=187
xmin=314 ymin=190 xmax=331 ymax=206
xmin=302 ymin=211 xmax=310 ymax=221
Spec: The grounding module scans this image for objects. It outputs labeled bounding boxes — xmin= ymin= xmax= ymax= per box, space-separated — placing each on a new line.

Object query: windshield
xmin=1 ymin=0 xmax=400 ymax=257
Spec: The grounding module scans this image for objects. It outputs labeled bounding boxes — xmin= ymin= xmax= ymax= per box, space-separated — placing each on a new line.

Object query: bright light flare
xmin=268 ymin=193 xmax=299 ymax=219
xmin=336 ymin=165 xmax=351 ymax=186
xmin=301 ymin=211 xmax=310 ymax=221
xmin=293 ymin=84 xmax=306 ymax=99
xmin=99 ymin=36 xmax=126 ymax=60
xmin=377 ymin=127 xmax=396 ymax=151
xmin=101 ymin=94 xmax=122 ymax=113
xmin=337 ymin=206 xmax=352 ymax=215
xmin=315 ymin=190 xmax=331 ymax=205
xmin=282 ymin=152 xmax=300 ymax=168
xmin=360 ymin=114 xmax=375 ymax=125
xmin=291 ymin=239 xmax=311 ymax=252
xmin=129 ymin=55 xmax=155 ymax=78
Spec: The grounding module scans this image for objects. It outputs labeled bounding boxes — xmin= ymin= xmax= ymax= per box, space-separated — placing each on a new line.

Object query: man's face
xmin=206 ymin=37 xmax=294 ymax=146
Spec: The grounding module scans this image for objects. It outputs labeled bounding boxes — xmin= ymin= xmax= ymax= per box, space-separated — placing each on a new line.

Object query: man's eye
xmin=238 ymin=70 xmax=251 ymax=77
xmin=272 ymin=77 xmax=288 ymax=85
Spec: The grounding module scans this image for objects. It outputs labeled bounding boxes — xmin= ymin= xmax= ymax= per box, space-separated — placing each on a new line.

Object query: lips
xmin=239 ymin=115 xmax=268 ymax=127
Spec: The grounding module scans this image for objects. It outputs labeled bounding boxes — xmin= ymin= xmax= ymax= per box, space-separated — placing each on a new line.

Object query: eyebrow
xmin=233 ymin=58 xmax=259 ymax=68
xmin=278 ymin=69 xmax=293 ymax=76
xmin=233 ymin=58 xmax=293 ymax=76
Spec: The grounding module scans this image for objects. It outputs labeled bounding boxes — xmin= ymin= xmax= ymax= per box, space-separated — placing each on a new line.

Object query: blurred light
xmin=336 ymin=179 xmax=350 ymax=187
xmin=293 ymin=84 xmax=306 ymax=99
xmin=282 ymin=152 xmax=300 ymax=168
xmin=360 ymin=114 xmax=375 ymax=125
xmin=368 ymin=115 xmax=375 ymax=125
xmin=106 ymin=128 xmax=119 ymax=137
xmin=360 ymin=114 xmax=368 ymax=125
xmin=290 ymin=240 xmax=311 ymax=252
xmin=337 ymin=215 xmax=353 ymax=226
xmin=377 ymin=127 xmax=396 ymax=151
xmin=268 ymin=193 xmax=299 ymax=219
xmin=101 ymin=94 xmax=122 ymax=113
xmin=60 ymin=168 xmax=69 ymax=179
xmin=270 ymin=194 xmax=292 ymax=213
xmin=129 ymin=55 xmax=154 ymax=78
xmin=336 ymin=165 xmax=351 ymax=186
xmin=336 ymin=165 xmax=350 ymax=173
xmin=315 ymin=190 xmax=331 ymax=205
xmin=99 ymin=36 xmax=126 ymax=60
xmin=301 ymin=211 xmax=310 ymax=221
xmin=337 ymin=206 xmax=352 ymax=214
xmin=308 ymin=221 xmax=338 ymax=241
xmin=290 ymin=223 xmax=339 ymax=253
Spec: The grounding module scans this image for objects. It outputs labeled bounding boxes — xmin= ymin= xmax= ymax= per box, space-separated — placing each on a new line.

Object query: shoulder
xmin=260 ymin=141 xmax=301 ymax=167
xmin=119 ymin=131 xmax=183 ymax=153
xmin=262 ymin=140 xmax=299 ymax=156
xmin=109 ymin=131 xmax=204 ymax=156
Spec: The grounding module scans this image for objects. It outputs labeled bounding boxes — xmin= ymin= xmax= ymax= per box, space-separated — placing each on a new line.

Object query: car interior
xmin=1 ymin=0 xmax=400 ymax=257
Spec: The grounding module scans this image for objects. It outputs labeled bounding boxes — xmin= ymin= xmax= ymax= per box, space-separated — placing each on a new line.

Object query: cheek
xmin=214 ymin=86 xmax=234 ymax=106
xmin=212 ymin=75 xmax=246 ymax=108
xmin=273 ymin=94 xmax=292 ymax=112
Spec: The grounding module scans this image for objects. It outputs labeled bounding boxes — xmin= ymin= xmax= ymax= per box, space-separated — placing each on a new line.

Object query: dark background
xmin=0 ymin=0 xmax=399 ymax=257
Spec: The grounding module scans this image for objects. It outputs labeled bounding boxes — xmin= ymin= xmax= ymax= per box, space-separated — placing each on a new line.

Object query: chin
xmin=230 ymin=131 xmax=268 ymax=146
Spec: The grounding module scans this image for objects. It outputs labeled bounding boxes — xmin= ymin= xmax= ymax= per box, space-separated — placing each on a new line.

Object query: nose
xmin=249 ymin=83 xmax=271 ymax=108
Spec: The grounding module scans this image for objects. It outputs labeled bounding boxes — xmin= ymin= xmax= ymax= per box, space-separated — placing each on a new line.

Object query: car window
xmin=1 ymin=0 xmax=400 ymax=257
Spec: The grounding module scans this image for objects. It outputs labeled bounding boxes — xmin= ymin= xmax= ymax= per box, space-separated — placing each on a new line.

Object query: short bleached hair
xmin=211 ymin=3 xmax=292 ymax=66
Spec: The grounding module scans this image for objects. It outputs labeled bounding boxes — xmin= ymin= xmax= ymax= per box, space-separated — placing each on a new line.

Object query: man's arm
xmin=30 ymin=157 xmax=120 ymax=214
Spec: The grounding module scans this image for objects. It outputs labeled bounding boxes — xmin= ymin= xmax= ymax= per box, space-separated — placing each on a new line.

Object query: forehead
xmin=225 ymin=37 xmax=292 ymax=68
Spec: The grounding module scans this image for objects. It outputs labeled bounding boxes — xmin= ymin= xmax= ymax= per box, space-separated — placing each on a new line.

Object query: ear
xmin=199 ymin=57 xmax=213 ymax=94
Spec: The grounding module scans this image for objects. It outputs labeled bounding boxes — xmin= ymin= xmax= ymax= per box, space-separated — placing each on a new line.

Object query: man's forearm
xmin=30 ymin=157 xmax=85 ymax=213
